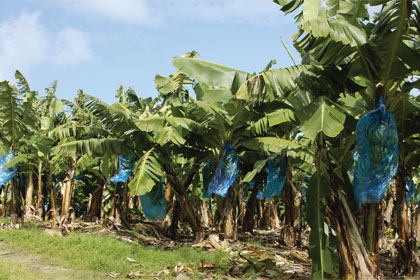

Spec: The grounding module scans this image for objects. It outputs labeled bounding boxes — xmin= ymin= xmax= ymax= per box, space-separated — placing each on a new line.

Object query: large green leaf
xmin=257 ymin=65 xmax=321 ymax=101
xmin=135 ymin=116 xmax=165 ymax=132
xmin=50 ymin=98 xmax=63 ymax=115
xmin=243 ymin=159 xmax=268 ymax=182
xmin=14 ymin=70 xmax=31 ymax=93
xmin=154 ymin=126 xmax=186 ymax=146
xmin=327 ymin=0 xmax=369 ymax=22
xmin=0 ymin=144 xmax=7 ymax=157
xmin=173 ymin=57 xmax=249 ymax=89
xmin=297 ymin=96 xmax=346 ymax=139
xmin=303 ymin=0 xmax=322 ymax=21
xmin=154 ymin=74 xmax=174 ymax=95
xmin=53 ymin=138 xmax=126 ymax=156
xmin=306 ymin=171 xmax=339 ymax=279
xmin=248 ymin=109 xmax=295 ymax=135
xmin=129 ymin=148 xmax=164 ymax=195
xmin=242 ymin=137 xmax=300 ymax=153
xmin=41 ymin=117 xmax=54 ymax=132
xmin=0 ymin=81 xmax=20 ymax=148
xmin=299 ymin=17 xmax=367 ymax=47
xmin=194 ymin=82 xmax=233 ymax=103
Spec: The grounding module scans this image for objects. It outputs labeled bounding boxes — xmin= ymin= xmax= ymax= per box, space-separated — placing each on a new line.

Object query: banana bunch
xmin=353 ymin=101 xmax=399 ymax=204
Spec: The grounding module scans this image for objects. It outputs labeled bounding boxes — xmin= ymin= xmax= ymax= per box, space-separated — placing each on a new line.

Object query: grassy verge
xmin=0 ymin=257 xmax=104 ymax=280
xmin=0 ymin=259 xmax=34 ymax=280
xmin=0 ymin=227 xmax=230 ymax=277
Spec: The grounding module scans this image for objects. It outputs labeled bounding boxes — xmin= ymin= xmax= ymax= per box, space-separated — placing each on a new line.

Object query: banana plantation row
xmin=1 ymin=1 xmax=420 ymax=279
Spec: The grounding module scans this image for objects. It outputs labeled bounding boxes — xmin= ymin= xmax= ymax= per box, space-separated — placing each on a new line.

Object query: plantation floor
xmin=0 ymin=221 xmax=313 ymax=279
xmin=0 ymin=242 xmax=104 ymax=280
xmin=1 ymin=221 xmax=418 ymax=279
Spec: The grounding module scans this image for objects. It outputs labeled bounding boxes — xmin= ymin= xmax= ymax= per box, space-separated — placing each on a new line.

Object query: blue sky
xmin=0 ymin=0 xmax=300 ymax=104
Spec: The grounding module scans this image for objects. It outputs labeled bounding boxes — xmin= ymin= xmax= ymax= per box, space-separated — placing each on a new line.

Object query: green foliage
xmin=306 ymin=171 xmax=339 ymax=279
xmin=129 ymin=148 xmax=164 ymax=196
xmin=173 ymin=57 xmax=249 ymax=90
xmin=297 ymin=96 xmax=346 ymax=139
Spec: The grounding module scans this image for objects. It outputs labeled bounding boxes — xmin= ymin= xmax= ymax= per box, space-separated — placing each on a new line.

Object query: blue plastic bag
xmin=259 ymin=156 xmax=287 ymax=200
xmin=140 ymin=180 xmax=166 ymax=220
xmin=301 ymin=187 xmax=307 ymax=202
xmin=0 ymin=151 xmax=17 ymax=187
xmin=110 ymin=155 xmax=137 ymax=184
xmin=206 ymin=145 xmax=239 ymax=197
xmin=202 ymin=162 xmax=213 ymax=198
xmin=74 ymin=171 xmax=85 ymax=181
xmin=350 ymin=150 xmax=360 ymax=174
xmin=353 ymin=97 xmax=399 ymax=204
xmin=19 ymin=173 xmax=26 ymax=189
xmin=406 ymin=178 xmax=416 ymax=203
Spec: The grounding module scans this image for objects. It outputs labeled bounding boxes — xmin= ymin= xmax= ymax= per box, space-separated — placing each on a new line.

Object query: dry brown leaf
xmin=107 ymin=272 xmax=122 ymax=278
xmin=199 ymin=259 xmax=217 ymax=270
xmin=126 ymin=257 xmax=139 ymax=264
xmin=156 ymin=268 xmax=171 ymax=277
xmin=127 ymin=270 xmax=146 ymax=278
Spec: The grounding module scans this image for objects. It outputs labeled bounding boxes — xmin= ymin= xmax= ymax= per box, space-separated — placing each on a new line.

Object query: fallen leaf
xmin=127 ymin=257 xmax=139 ymax=264
xmin=107 ymin=272 xmax=122 ymax=278
xmin=127 ymin=270 xmax=146 ymax=278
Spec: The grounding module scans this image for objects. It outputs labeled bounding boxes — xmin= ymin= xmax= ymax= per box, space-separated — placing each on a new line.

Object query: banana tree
xmin=51 ymin=90 xmax=128 ymax=225
xmin=171 ymin=54 xmax=302 ymax=239
xmin=273 ymin=0 xmax=420 ymax=277
xmin=0 ymin=71 xmax=42 ymax=225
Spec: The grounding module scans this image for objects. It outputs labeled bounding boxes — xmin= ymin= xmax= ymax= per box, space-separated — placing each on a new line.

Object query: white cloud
xmin=0 ymin=11 xmax=48 ymax=81
xmin=162 ymin=0 xmax=284 ymax=25
xmin=54 ymin=0 xmax=283 ymax=26
xmin=63 ymin=0 xmax=159 ymax=25
xmin=50 ymin=27 xmax=93 ymax=66
xmin=0 ymin=11 xmax=93 ymax=82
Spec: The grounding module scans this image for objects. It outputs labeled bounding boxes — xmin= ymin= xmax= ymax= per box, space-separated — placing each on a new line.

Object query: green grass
xmin=0 ymin=228 xmax=230 ymax=276
xmin=0 ymin=259 xmax=34 ymax=280
xmin=0 ymin=257 xmax=104 ymax=280
xmin=0 ymin=218 xmax=8 ymax=224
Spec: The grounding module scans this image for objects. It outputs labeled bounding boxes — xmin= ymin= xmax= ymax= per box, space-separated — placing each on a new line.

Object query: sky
xmin=0 ymin=0 xmax=300 ymax=104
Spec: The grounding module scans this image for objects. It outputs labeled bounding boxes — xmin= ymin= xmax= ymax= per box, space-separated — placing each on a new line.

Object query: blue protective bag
xmin=406 ymin=178 xmax=416 ymax=203
xmin=206 ymin=145 xmax=239 ymax=197
xmin=74 ymin=172 xmax=85 ymax=181
xmin=258 ymin=156 xmax=287 ymax=200
xmin=19 ymin=173 xmax=26 ymax=189
xmin=301 ymin=187 xmax=307 ymax=202
xmin=110 ymin=155 xmax=137 ymax=184
xmin=0 ymin=151 xmax=17 ymax=188
xmin=140 ymin=180 xmax=166 ymax=220
xmin=202 ymin=162 xmax=213 ymax=198
xmin=353 ymin=97 xmax=399 ymax=204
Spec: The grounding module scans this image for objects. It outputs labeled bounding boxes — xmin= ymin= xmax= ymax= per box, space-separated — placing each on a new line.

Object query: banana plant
xmin=0 ymin=71 xmax=42 ymax=224
xmin=170 ymin=54 xmax=306 ymax=239
xmin=273 ymin=0 xmax=420 ymax=278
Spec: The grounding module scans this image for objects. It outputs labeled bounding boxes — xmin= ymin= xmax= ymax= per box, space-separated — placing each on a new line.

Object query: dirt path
xmin=0 ymin=242 xmax=104 ymax=280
